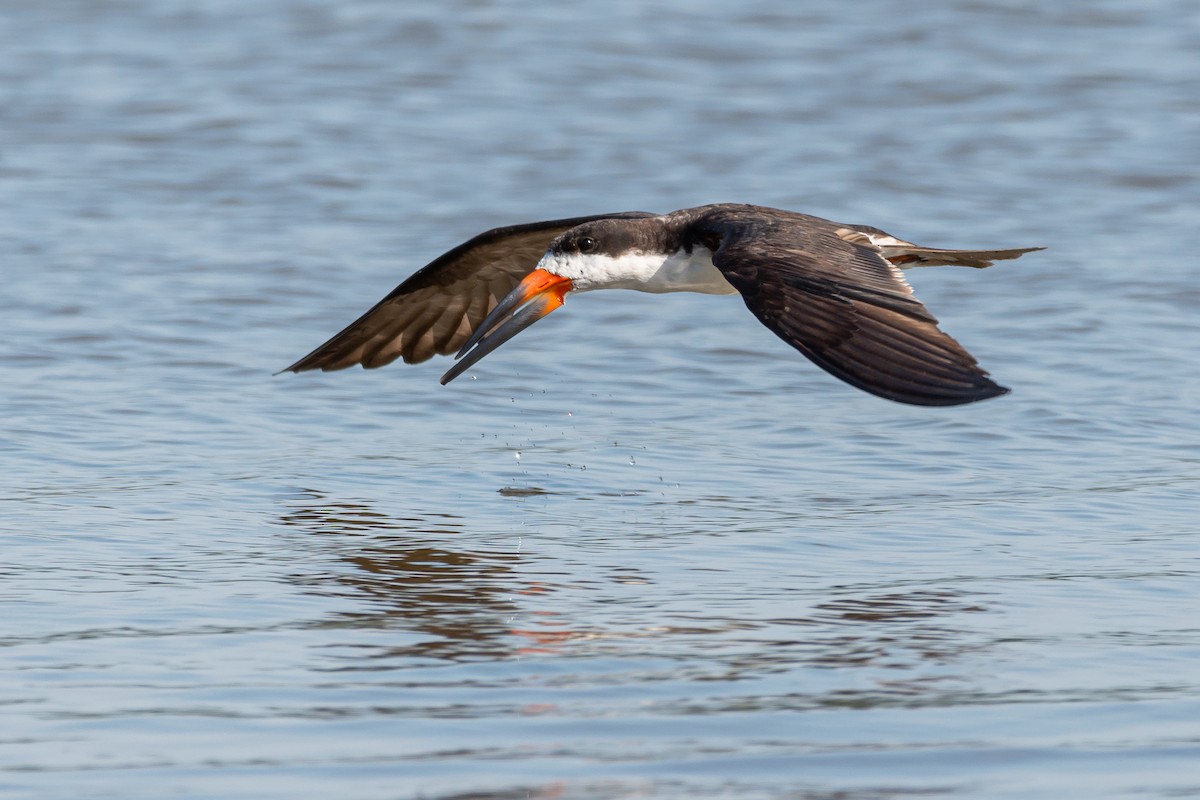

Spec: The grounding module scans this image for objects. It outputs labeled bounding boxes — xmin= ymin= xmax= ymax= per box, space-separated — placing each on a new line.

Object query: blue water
xmin=3 ymin=1 xmax=1199 ymax=798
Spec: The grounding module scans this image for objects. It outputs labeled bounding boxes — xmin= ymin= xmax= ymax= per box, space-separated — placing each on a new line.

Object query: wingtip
xmin=866 ymin=370 xmax=1010 ymax=407
xmin=942 ymin=377 xmax=1010 ymax=406
xmin=977 ymin=380 xmax=1011 ymax=403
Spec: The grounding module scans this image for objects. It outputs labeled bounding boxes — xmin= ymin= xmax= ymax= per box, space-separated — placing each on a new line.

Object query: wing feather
xmin=284 ymin=211 xmax=655 ymax=372
xmin=692 ymin=207 xmax=1010 ymax=406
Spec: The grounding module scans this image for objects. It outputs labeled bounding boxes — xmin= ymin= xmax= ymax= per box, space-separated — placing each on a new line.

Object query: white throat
xmin=537 ymin=246 xmax=736 ymax=295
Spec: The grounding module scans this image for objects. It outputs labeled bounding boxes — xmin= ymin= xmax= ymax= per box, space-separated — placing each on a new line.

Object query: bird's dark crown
xmin=548 ymin=217 xmax=678 ymax=259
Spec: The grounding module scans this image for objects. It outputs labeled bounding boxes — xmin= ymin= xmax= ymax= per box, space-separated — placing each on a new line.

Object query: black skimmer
xmin=284 ymin=204 xmax=1042 ymax=406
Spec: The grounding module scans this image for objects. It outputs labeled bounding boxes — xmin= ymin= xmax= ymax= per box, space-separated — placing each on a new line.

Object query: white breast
xmin=538 ymin=246 xmax=737 ymax=295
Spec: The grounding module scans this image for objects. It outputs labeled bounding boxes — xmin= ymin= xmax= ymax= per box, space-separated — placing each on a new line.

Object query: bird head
xmin=438 ymin=218 xmax=661 ymax=384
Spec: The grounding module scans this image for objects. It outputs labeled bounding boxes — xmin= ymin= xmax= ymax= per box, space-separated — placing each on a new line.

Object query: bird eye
xmin=578 ymin=236 xmax=597 ymax=254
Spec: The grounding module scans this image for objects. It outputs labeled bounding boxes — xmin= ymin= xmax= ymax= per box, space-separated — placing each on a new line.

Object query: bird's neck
xmin=541 ymin=246 xmax=737 ymax=296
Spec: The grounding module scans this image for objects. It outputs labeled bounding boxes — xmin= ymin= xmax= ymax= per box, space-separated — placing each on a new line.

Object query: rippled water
xmin=3 ymin=1 xmax=1199 ymax=798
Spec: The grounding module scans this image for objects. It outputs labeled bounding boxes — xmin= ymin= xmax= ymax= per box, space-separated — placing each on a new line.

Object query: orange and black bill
xmin=440 ymin=269 xmax=572 ymax=385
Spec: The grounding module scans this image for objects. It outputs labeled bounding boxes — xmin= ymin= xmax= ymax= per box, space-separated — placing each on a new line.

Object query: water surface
xmin=3 ymin=1 xmax=1199 ymax=798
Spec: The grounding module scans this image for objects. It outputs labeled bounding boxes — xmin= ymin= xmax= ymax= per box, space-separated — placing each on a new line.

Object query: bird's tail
xmin=881 ymin=244 xmax=1046 ymax=269
xmin=835 ymin=227 xmax=1045 ymax=269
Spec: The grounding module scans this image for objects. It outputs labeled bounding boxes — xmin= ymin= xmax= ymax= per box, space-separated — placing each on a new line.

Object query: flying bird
xmin=283 ymin=204 xmax=1041 ymax=406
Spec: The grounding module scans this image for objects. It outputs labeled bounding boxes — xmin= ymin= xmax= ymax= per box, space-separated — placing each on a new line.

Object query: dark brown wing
xmin=692 ymin=207 xmax=1009 ymax=406
xmin=284 ymin=211 xmax=655 ymax=372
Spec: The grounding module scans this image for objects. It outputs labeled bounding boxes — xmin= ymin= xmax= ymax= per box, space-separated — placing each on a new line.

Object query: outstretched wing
xmin=284 ymin=211 xmax=656 ymax=372
xmin=696 ymin=209 xmax=1011 ymax=406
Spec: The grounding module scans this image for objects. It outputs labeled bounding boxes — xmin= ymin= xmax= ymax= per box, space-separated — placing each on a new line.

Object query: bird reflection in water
xmin=802 ymin=588 xmax=991 ymax=678
xmin=276 ymin=494 xmax=993 ymax=692
xmin=277 ymin=491 xmax=583 ymax=661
